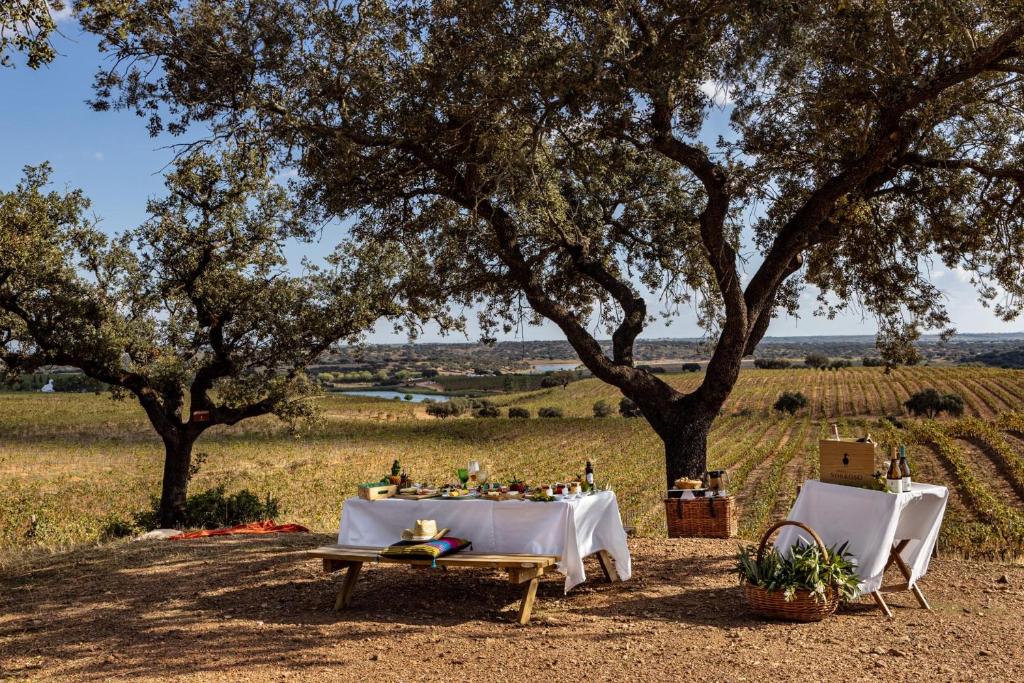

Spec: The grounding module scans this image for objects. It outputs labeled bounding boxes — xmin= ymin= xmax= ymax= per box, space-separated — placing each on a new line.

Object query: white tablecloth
xmin=774 ymin=480 xmax=948 ymax=593
xmin=337 ymin=491 xmax=631 ymax=592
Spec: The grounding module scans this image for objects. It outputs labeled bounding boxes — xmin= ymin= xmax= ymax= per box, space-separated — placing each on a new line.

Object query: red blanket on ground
xmin=169 ymin=520 xmax=310 ymax=540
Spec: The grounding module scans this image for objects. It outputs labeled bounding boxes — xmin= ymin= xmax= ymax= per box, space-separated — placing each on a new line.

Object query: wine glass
xmin=457 ymin=468 xmax=469 ymax=488
xmin=477 ymin=469 xmax=489 ymax=485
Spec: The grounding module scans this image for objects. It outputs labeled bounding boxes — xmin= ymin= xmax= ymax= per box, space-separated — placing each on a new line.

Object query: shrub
xmin=680 ymin=363 xmax=702 ymax=373
xmin=862 ymin=356 xmax=886 ymax=367
xmin=51 ymin=373 xmax=106 ymax=393
xmin=540 ymin=371 xmax=574 ymax=389
xmin=592 ymin=399 xmax=614 ymax=418
xmin=473 ymin=400 xmax=501 ymax=418
xmin=804 ymin=353 xmax=829 ymax=369
xmin=904 ymin=389 xmax=965 ymax=418
xmin=773 ymin=391 xmax=808 ymax=415
xmin=619 ymin=397 xmax=642 ymax=418
xmin=754 ymin=357 xmax=791 ymax=369
xmin=100 ymin=516 xmax=139 ymax=541
xmin=638 ymin=364 xmax=668 ymax=374
xmin=827 ymin=359 xmax=851 ymax=370
xmin=538 ymin=406 xmax=564 ymax=418
xmin=134 ymin=485 xmax=279 ymax=530
xmin=403 ymin=394 xmax=413 ymax=401
xmin=508 ymin=406 xmax=531 ymax=419
xmin=425 ymin=398 xmax=468 ymax=418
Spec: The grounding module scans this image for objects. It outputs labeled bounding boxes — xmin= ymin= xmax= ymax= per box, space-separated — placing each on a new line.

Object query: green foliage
xmin=904 ymin=389 xmax=965 ymax=418
xmin=134 ymin=486 xmax=280 ymax=531
xmin=862 ymin=357 xmax=886 ymax=367
xmin=472 ymin=399 xmax=501 ymax=418
xmin=680 ymin=363 xmax=701 ymax=373
xmin=804 ymin=353 xmax=830 ymax=370
xmin=0 ymin=0 xmax=63 ymax=69
xmin=754 ymin=358 xmax=791 ymax=369
xmin=538 ymin=406 xmax=564 ymax=418
xmin=736 ymin=540 xmax=861 ymax=604
xmin=540 ymin=371 xmax=576 ymax=389
xmin=52 ymin=373 xmax=106 ymax=393
xmin=619 ymin=397 xmax=642 ymax=418
xmin=774 ymin=391 xmax=809 ymax=415
xmin=425 ymin=398 xmax=469 ymax=419
xmin=592 ymin=399 xmax=614 ymax=418
xmin=507 ymin=406 xmax=531 ymax=419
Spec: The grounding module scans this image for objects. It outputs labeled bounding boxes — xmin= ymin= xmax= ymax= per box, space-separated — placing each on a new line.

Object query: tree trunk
xmin=662 ymin=410 xmax=716 ymax=489
xmin=158 ymin=431 xmax=194 ymax=528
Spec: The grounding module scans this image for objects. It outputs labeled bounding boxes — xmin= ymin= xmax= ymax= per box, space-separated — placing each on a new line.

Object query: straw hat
xmin=401 ymin=519 xmax=447 ymax=541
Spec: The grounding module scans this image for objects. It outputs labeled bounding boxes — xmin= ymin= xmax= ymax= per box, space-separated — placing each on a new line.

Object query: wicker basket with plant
xmin=737 ymin=520 xmax=860 ymax=622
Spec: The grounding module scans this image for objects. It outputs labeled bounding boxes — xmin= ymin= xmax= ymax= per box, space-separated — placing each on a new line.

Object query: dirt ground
xmin=2 ymin=535 xmax=1023 ymax=682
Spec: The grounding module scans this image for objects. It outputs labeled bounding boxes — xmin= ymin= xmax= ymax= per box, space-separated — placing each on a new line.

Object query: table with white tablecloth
xmin=775 ymin=480 xmax=948 ymax=613
xmin=337 ymin=491 xmax=631 ymax=592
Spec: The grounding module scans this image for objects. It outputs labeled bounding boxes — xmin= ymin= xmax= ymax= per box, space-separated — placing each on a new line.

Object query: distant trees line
xmin=754 ymin=354 xmax=904 ymax=370
xmin=1 ymin=372 xmax=105 ymax=393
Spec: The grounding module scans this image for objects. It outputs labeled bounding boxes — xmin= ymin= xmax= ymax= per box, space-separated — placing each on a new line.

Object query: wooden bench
xmin=310 ymin=545 xmax=616 ymax=624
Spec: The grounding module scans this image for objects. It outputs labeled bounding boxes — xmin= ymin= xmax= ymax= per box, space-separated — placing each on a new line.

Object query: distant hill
xmin=961 ymin=345 xmax=1024 ymax=369
xmin=320 ymin=332 xmax=1024 ymax=372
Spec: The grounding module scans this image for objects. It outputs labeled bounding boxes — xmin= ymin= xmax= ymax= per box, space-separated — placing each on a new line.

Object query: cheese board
xmin=392 ymin=489 xmax=441 ymax=500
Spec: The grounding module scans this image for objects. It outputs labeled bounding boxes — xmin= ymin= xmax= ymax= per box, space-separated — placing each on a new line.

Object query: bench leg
xmin=596 ymin=550 xmax=618 ymax=583
xmin=517 ymin=577 xmax=539 ymax=625
xmin=334 ymin=562 xmax=363 ymax=611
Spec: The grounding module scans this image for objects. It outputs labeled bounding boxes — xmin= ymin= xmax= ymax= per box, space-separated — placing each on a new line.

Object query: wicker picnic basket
xmin=743 ymin=520 xmax=840 ymax=622
xmin=664 ymin=495 xmax=737 ymax=538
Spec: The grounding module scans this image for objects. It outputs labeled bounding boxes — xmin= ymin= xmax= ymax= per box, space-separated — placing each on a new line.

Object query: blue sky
xmin=0 ymin=22 xmax=1016 ymax=344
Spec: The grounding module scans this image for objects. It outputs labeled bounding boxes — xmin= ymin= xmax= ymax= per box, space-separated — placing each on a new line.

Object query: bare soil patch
xmin=2 ymin=535 xmax=1023 ymax=682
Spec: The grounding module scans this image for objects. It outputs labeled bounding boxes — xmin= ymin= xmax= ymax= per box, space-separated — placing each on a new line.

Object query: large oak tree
xmin=76 ymin=1 xmax=1024 ymax=485
xmin=0 ymin=150 xmax=403 ymax=525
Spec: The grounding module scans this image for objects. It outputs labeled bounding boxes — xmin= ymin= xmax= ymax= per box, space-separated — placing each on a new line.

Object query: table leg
xmin=596 ymin=550 xmax=619 ymax=583
xmin=890 ymin=545 xmax=931 ymax=610
xmin=334 ymin=562 xmax=363 ymax=611
xmin=517 ymin=577 xmax=540 ymax=625
xmin=871 ymin=591 xmax=893 ymax=618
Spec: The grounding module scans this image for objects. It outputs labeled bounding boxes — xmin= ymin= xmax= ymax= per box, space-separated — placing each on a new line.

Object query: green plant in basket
xmin=737 ymin=540 xmax=860 ymax=603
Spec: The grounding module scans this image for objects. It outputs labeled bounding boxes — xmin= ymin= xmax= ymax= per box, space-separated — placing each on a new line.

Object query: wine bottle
xmin=585 ymin=460 xmax=595 ymax=491
xmin=898 ymin=445 xmax=912 ymax=492
xmin=886 ymin=447 xmax=902 ymax=494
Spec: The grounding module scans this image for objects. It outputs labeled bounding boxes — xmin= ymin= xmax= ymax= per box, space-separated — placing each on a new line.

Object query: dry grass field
xmin=3 ymin=366 xmax=1024 ymax=560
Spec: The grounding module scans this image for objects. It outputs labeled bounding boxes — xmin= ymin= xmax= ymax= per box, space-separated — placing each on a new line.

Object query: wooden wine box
xmin=819 ymin=439 xmax=878 ymax=487
xmin=357 ymin=484 xmax=398 ymax=500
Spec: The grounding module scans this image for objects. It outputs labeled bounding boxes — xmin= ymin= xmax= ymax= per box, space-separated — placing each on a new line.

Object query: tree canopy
xmin=74 ymin=0 xmax=1024 ymax=482
xmin=0 ymin=149 xmax=403 ymax=524
xmin=1 ymin=0 xmax=64 ymax=68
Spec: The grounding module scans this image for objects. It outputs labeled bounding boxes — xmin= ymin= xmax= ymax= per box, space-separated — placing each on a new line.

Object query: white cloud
xmin=91 ymin=152 xmax=104 ymax=162
xmin=951 ymin=266 xmax=973 ymax=283
xmin=700 ymin=80 xmax=735 ymax=108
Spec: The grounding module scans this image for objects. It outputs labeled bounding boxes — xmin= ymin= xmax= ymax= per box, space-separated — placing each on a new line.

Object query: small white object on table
xmin=775 ymin=480 xmax=948 ymax=613
xmin=337 ymin=490 xmax=632 ymax=592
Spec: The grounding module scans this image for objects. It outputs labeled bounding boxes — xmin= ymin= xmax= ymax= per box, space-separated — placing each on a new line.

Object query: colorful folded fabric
xmin=379 ymin=536 xmax=471 ymax=560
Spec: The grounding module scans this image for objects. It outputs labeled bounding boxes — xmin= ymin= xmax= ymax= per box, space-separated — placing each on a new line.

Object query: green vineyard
xmin=2 ymin=366 xmax=1024 ymax=559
